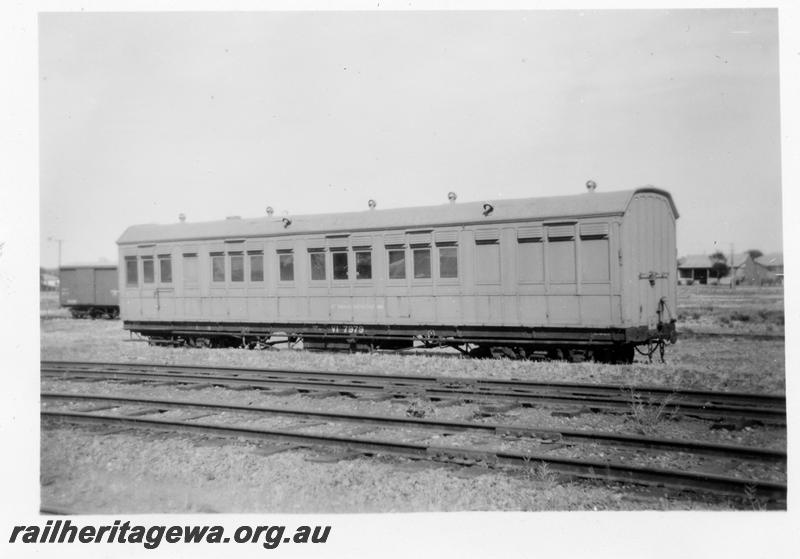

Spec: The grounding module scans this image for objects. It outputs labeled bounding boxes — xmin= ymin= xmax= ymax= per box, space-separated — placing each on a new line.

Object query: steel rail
xmin=679 ymin=330 xmax=784 ymax=341
xmin=41 ymin=361 xmax=786 ymax=423
xmin=47 ymin=367 xmax=783 ymax=422
xmin=41 ymin=391 xmax=787 ymax=463
xmin=42 ymin=410 xmax=787 ymax=502
xmin=41 ymin=359 xmax=786 ymax=406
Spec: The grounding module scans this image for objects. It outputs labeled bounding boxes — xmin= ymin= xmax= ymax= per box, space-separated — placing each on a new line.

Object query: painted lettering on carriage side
xmin=329 ymin=325 xmax=365 ymax=334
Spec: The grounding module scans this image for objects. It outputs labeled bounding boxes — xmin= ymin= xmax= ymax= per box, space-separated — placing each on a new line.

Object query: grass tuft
xmin=625 ymin=389 xmax=677 ymax=435
xmin=743 ymin=484 xmax=767 ymax=512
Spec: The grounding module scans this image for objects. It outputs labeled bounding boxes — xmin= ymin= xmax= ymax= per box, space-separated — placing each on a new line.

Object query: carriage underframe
xmin=66 ymin=305 xmax=120 ymax=319
xmin=124 ymin=319 xmax=677 ymax=363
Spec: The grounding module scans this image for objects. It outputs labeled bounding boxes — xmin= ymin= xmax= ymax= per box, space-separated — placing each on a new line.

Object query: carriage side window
xmin=387 ymin=248 xmax=406 ymax=279
xmin=278 ymin=251 xmax=294 ymax=281
xmin=581 ymin=239 xmax=610 ymax=282
xmin=547 ymin=224 xmax=576 ymax=283
xmin=309 ymin=250 xmax=326 ymax=281
xmin=183 ymin=253 xmax=198 ymax=284
xmin=158 ymin=254 xmax=172 ymax=283
xmin=125 ymin=256 xmax=138 ymax=286
xmin=355 ymin=249 xmax=372 ymax=280
xmin=518 ymin=239 xmax=544 ymax=283
xmin=332 ymin=250 xmax=348 ymax=280
xmin=413 ymin=247 xmax=431 ymax=279
xmin=475 ymin=241 xmax=500 ymax=284
xmin=438 ymin=245 xmax=458 ymax=279
xmin=580 ymin=223 xmax=610 ymax=283
xmin=229 ymin=252 xmax=244 ymax=282
xmin=249 ymin=251 xmax=264 ymax=282
xmin=211 ymin=252 xmax=225 ymax=282
xmin=548 ymin=242 xmax=576 ymax=283
xmin=142 ymin=256 xmax=155 ymax=284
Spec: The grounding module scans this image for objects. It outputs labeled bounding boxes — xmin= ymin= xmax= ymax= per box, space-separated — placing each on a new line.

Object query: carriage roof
xmin=59 ymin=263 xmax=118 ymax=270
xmin=117 ymin=187 xmax=677 ymax=245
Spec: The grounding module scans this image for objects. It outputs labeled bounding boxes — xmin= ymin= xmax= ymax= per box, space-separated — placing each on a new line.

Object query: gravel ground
xmin=41 ymin=424 xmax=745 ymax=514
xmin=40 ymin=318 xmax=785 ymax=393
xmin=40 ymin=375 xmax=785 ymax=512
xmin=676 ymin=285 xmax=784 ymax=337
xmin=41 ymin=378 xmax=787 ymax=450
xmin=39 ymin=287 xmax=786 ymax=512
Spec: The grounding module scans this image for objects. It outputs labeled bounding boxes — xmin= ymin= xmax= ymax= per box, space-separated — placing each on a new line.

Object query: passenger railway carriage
xmin=117 ymin=187 xmax=678 ymax=361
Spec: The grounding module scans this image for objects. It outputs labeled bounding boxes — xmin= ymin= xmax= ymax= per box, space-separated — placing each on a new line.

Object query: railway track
xmin=41 ymin=360 xmax=787 ymax=424
xmin=678 ymin=329 xmax=784 ymax=341
xmin=41 ymin=391 xmax=786 ymax=503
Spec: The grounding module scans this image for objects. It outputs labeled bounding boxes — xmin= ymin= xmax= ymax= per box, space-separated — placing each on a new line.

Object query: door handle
xmin=639 ymin=271 xmax=669 ymax=286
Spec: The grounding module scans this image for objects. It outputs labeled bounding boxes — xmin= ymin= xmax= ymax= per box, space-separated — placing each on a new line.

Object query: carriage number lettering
xmin=329 ymin=325 xmax=365 ymax=335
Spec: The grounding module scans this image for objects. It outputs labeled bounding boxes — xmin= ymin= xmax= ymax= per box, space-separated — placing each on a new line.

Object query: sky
xmin=39 ymin=10 xmax=782 ymax=266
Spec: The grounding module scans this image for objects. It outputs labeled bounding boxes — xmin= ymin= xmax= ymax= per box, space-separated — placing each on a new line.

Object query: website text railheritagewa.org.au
xmin=8 ymin=519 xmax=331 ymax=550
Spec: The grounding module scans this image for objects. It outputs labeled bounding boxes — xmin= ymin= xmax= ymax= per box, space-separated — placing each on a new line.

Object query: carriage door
xmin=139 ymin=255 xmax=158 ymax=318
xmin=225 ymin=244 xmax=247 ymax=319
xmin=630 ymin=195 xmax=676 ymax=331
xmin=638 ymin=270 xmax=670 ymax=330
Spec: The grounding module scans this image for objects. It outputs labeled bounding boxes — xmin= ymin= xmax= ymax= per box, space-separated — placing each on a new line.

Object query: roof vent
xmin=448 ymin=192 xmax=457 ymax=203
xmin=178 ymin=213 xmax=186 ymax=223
xmin=482 ymin=203 xmax=494 ymax=216
xmin=282 ymin=217 xmax=292 ymax=228
xmin=368 ymin=199 xmax=376 ymax=210
xmin=586 ymin=180 xmax=597 ymax=192
xmin=226 ymin=216 xmax=241 ymax=220
xmin=266 ymin=206 xmax=274 ymax=216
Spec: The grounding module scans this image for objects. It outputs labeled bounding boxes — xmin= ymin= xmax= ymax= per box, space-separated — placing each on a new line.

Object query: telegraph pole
xmin=47 ymin=236 xmax=62 ymax=297
xmin=730 ymin=243 xmax=734 ymax=290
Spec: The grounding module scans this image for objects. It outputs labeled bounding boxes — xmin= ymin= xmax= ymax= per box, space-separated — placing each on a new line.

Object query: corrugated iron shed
xmin=679 ymin=253 xmax=771 ymax=270
xmin=678 ymin=254 xmax=713 ymax=269
xmin=756 ymin=253 xmax=783 ymax=267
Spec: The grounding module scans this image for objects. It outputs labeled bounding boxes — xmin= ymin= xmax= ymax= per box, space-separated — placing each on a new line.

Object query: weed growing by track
xmin=624 ymin=389 xmax=679 ymax=435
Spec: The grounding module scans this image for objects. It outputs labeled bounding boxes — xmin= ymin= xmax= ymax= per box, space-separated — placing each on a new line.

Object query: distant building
xmin=678 ymin=253 xmax=776 ymax=286
xmin=678 ymin=254 xmax=719 ymax=285
xmin=40 ymin=272 xmax=59 ymax=291
xmin=730 ymin=253 xmax=777 ymax=285
xmin=755 ymin=253 xmax=783 ymax=285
